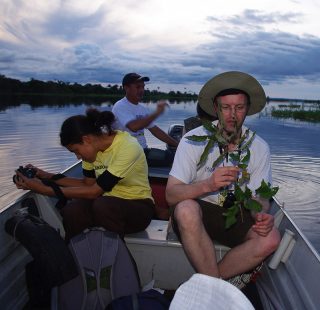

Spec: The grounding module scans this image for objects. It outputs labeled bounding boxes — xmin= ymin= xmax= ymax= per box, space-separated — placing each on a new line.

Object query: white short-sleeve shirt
xmin=112 ymin=97 xmax=155 ymax=149
xmin=169 ymin=121 xmax=272 ymax=205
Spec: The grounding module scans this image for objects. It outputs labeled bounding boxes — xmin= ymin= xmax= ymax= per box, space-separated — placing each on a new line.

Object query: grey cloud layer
xmin=0 ymin=7 xmax=319 ymax=92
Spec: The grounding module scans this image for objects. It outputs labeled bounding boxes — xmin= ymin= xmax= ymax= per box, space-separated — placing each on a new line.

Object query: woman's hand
xmin=14 ymin=170 xmax=44 ymax=192
xmin=25 ymin=164 xmax=53 ymax=179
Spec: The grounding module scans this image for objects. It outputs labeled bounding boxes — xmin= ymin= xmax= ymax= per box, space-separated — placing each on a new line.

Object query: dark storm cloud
xmin=207 ymin=9 xmax=302 ymax=25
xmin=101 ymin=9 xmax=319 ymax=88
xmin=137 ymin=9 xmax=320 ymax=87
xmin=1 ymin=5 xmax=320 ymax=96
xmin=54 ymin=26 xmax=320 ymax=89
xmin=45 ymin=4 xmax=106 ymax=41
xmin=2 ymin=28 xmax=319 ymax=89
xmin=176 ymin=31 xmax=320 ymax=83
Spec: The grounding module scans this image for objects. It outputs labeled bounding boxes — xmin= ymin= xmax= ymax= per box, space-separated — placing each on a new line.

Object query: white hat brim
xmin=170 ymin=274 xmax=254 ymax=310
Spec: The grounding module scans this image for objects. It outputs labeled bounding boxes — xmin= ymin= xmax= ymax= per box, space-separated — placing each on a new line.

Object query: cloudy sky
xmin=1 ymin=0 xmax=320 ymax=99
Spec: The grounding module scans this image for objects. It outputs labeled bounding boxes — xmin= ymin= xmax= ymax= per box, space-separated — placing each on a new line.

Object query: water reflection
xmin=0 ymin=100 xmax=320 ymax=253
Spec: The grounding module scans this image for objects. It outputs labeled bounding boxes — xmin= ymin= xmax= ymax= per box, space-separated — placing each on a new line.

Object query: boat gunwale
xmin=272 ymin=196 xmax=320 ymax=262
xmin=3 ymin=160 xmax=320 ymax=263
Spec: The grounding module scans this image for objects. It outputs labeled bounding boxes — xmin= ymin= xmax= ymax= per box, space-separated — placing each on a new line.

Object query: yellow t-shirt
xmin=82 ymin=131 xmax=152 ymax=200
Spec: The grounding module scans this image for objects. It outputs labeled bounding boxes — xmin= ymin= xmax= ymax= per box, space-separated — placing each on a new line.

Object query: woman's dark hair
xmin=60 ymin=108 xmax=115 ymax=146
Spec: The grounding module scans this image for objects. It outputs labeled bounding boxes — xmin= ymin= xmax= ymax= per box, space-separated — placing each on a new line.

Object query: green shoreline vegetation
xmin=0 ymin=74 xmax=198 ymax=103
xmin=1 ymin=74 xmax=320 ymax=122
xmin=278 ymin=104 xmax=301 ymax=108
xmin=271 ymin=109 xmax=320 ymax=122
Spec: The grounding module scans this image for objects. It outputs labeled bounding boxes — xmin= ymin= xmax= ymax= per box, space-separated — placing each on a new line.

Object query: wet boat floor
xmin=242 ymin=282 xmax=263 ymax=309
xmin=23 ymin=282 xmax=263 ymax=309
xmin=164 ymin=282 xmax=263 ymax=309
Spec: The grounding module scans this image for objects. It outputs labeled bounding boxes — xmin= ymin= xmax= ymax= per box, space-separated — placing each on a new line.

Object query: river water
xmin=0 ymin=100 xmax=320 ymax=253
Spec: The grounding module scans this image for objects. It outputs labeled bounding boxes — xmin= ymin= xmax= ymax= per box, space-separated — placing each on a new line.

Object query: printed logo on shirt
xmin=95 ymin=165 xmax=107 ymax=170
xmin=205 ymin=166 xmax=215 ymax=173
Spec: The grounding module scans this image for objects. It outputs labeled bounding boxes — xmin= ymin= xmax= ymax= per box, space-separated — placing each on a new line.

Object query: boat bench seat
xmin=124 ymin=220 xmax=231 ymax=289
xmin=125 ymin=219 xmax=230 ymax=252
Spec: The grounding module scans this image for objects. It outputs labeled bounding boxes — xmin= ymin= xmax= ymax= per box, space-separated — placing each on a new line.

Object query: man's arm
xmin=166 ymin=166 xmax=240 ymax=206
xmin=149 ymin=126 xmax=179 ymax=147
xmin=166 ymin=176 xmax=211 ymax=206
xmin=126 ymin=101 xmax=167 ymax=132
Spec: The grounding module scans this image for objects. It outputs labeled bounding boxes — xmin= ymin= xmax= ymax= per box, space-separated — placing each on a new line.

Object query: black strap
xmin=51 ymin=173 xmax=66 ymax=181
xmin=83 ymin=168 xmax=96 ymax=178
xmin=96 ymin=170 xmax=122 ymax=192
xmin=41 ymin=180 xmax=68 ymax=210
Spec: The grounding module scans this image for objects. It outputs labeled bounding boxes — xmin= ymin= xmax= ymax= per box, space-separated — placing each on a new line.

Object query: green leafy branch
xmin=185 ymin=120 xmax=279 ymax=229
xmin=186 ymin=120 xmax=229 ymax=169
xmin=223 ymin=181 xmax=279 ymax=229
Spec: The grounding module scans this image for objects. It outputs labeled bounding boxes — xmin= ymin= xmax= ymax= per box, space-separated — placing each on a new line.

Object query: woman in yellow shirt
xmin=14 ymin=108 xmax=154 ymax=240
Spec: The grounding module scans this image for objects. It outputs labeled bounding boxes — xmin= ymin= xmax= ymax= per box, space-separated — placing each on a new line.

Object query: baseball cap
xmin=122 ymin=73 xmax=150 ymax=86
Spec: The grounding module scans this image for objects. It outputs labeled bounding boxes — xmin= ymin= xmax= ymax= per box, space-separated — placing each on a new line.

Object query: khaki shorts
xmin=172 ymin=199 xmax=254 ymax=248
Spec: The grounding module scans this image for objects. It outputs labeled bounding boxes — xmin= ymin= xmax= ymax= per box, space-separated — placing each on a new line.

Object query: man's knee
xmin=174 ymin=199 xmax=202 ymax=227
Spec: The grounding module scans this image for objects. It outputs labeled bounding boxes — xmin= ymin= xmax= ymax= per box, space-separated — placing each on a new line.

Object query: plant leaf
xmin=234 ymin=184 xmax=245 ymax=201
xmin=244 ymin=186 xmax=252 ymax=199
xmin=198 ymin=137 xmax=215 ymax=168
xmin=211 ymin=151 xmax=226 ymax=168
xmin=223 ymin=206 xmax=239 ymax=229
xmin=225 ymin=215 xmax=237 ymax=229
xmin=238 ymin=129 xmax=250 ymax=146
xmin=271 ymin=186 xmax=279 ymax=196
xmin=202 ymin=120 xmax=217 ymax=133
xmin=256 ymin=180 xmax=279 ymax=199
xmin=229 ymin=153 xmax=240 ymax=163
xmin=214 ymin=131 xmax=228 ymax=145
xmin=239 ymin=132 xmax=256 ymax=151
xmin=238 ymin=163 xmax=248 ymax=169
xmin=244 ymin=199 xmax=262 ymax=211
xmin=186 ymin=135 xmax=209 ymax=142
xmin=241 ymin=149 xmax=251 ymax=164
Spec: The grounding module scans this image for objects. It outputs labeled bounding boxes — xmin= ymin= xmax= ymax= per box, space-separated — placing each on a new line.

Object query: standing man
xmin=112 ymin=73 xmax=179 ymax=167
xmin=166 ymin=71 xmax=280 ymax=280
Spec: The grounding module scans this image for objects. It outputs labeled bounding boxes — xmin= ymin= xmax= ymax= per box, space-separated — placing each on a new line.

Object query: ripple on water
xmin=272 ymin=154 xmax=320 ymax=250
xmin=1 ymin=103 xmax=320 ymax=253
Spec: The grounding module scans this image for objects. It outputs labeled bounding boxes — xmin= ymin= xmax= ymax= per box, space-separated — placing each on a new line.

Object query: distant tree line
xmin=266 ymin=96 xmax=320 ymax=104
xmin=1 ymin=74 xmax=318 ymax=107
xmin=0 ymin=74 xmax=198 ymax=100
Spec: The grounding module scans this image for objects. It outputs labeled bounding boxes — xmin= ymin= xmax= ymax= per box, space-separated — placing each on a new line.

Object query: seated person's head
xmin=60 ymin=108 xmax=115 ymax=162
xmin=122 ymin=73 xmax=150 ymax=103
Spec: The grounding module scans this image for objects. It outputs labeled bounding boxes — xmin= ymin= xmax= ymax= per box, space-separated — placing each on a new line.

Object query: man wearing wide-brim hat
xmin=166 ymin=71 xmax=280 ymax=281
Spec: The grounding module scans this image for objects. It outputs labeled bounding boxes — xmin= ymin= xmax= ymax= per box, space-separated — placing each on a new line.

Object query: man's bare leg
xmin=218 ymin=227 xmax=280 ymax=279
xmin=174 ymin=199 xmax=220 ymax=277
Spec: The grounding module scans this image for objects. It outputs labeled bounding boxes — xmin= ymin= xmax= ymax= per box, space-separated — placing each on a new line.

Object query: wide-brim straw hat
xmin=169 ymin=274 xmax=254 ymax=310
xmin=198 ymin=71 xmax=266 ymax=117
